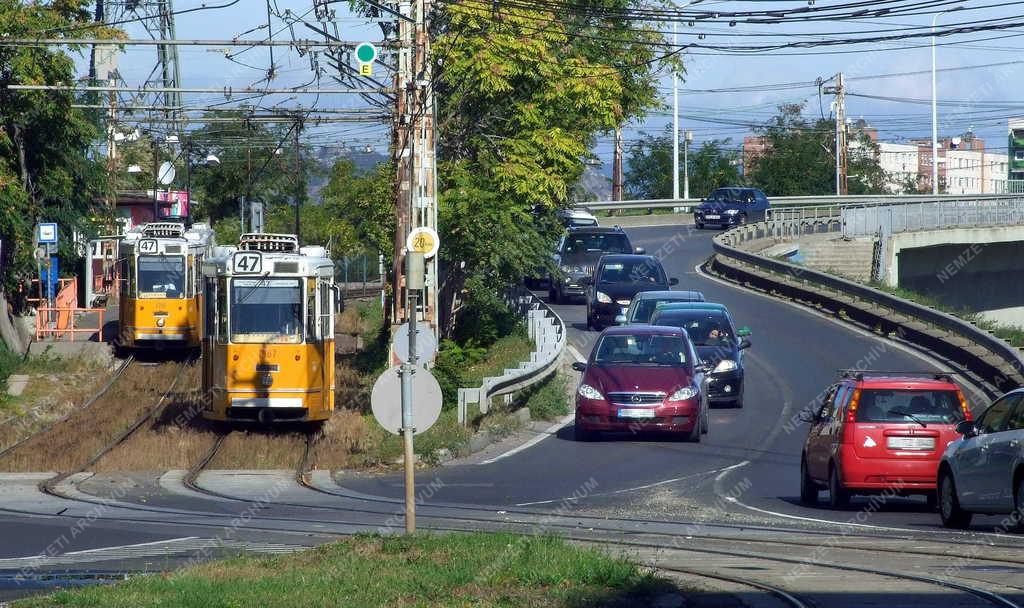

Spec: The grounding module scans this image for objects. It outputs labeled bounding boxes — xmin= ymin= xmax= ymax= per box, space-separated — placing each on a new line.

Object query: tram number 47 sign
xmin=233 ymin=252 xmax=263 ymax=273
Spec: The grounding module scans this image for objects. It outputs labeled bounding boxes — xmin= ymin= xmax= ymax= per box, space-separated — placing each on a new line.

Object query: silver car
xmin=938 ymin=389 xmax=1024 ymax=529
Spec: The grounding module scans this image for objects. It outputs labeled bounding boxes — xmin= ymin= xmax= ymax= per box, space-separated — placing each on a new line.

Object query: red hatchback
xmin=572 ymin=326 xmax=709 ymax=442
xmin=800 ymin=371 xmax=972 ymax=508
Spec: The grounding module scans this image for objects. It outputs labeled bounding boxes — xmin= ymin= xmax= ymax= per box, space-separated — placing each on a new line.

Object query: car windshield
xmin=137 ymin=255 xmax=185 ymax=298
xmin=598 ymin=260 xmax=666 ymax=284
xmin=230 ymin=278 xmax=304 ymax=344
xmin=654 ymin=311 xmax=733 ymax=346
xmin=562 ymin=233 xmax=631 ymax=255
xmin=593 ymin=334 xmax=688 ymax=366
xmin=633 ymin=298 xmax=696 ymax=323
xmin=856 ymin=389 xmax=964 ymax=424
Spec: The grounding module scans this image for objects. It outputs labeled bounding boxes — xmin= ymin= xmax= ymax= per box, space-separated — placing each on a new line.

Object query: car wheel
xmin=800 ymin=456 xmax=819 ymax=505
xmin=549 ymin=285 xmax=560 ymax=304
xmin=828 ymin=463 xmax=850 ymax=509
xmin=938 ymin=469 xmax=972 ymax=529
xmin=731 ymin=393 xmax=744 ymax=408
xmin=695 ymin=221 xmax=704 ymax=230
xmin=1013 ymin=475 xmax=1024 ymax=532
xmin=739 ymin=213 xmax=748 ymax=226
xmin=701 ymin=404 xmax=709 ymax=434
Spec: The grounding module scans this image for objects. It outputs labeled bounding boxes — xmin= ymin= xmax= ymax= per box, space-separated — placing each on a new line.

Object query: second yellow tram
xmin=118 ymin=222 xmax=216 ymax=349
xmin=201 ymin=233 xmax=338 ymax=423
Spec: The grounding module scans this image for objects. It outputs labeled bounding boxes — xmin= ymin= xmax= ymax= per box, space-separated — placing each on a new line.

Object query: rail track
xmin=0 ymin=355 xmax=135 ymax=460
xmin=38 ymin=358 xmax=194 ymax=494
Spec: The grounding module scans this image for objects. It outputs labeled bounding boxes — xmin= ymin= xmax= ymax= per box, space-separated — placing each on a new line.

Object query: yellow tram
xmin=200 ymin=233 xmax=338 ymax=423
xmin=118 ymin=222 xmax=216 ymax=349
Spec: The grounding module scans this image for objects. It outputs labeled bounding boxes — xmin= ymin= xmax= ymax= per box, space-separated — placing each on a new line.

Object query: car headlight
xmin=724 ymin=209 xmax=739 ymax=215
xmin=669 ymin=386 xmax=699 ymax=401
xmin=596 ymin=291 xmax=612 ymax=303
xmin=714 ymin=359 xmax=738 ymax=373
xmin=578 ymin=384 xmax=604 ymax=400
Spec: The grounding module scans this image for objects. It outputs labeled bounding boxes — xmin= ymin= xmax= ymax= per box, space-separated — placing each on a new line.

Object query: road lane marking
xmin=514 ymin=462 xmax=748 ymax=507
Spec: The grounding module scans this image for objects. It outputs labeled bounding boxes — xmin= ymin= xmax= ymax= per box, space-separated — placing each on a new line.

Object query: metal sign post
xmin=401 ymin=251 xmax=425 ymax=534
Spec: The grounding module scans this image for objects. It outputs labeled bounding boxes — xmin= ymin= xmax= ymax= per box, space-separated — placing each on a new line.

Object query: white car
xmin=938 ymin=388 xmax=1024 ymax=529
xmin=558 ymin=208 xmax=599 ymax=227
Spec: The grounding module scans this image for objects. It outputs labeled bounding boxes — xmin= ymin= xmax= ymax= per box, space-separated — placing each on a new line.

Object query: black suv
xmin=693 ymin=187 xmax=771 ymax=229
xmin=549 ymin=226 xmax=642 ymax=303
xmin=583 ymin=254 xmax=677 ymax=330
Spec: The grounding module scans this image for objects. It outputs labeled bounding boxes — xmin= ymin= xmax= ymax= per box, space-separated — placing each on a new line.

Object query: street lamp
xmin=673 ymin=0 xmax=697 ymax=200
xmin=932 ymin=4 xmax=964 ymax=195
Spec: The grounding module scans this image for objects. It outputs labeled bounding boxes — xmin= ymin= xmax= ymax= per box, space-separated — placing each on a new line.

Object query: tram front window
xmin=230 ymin=279 xmax=303 ymax=343
xmin=137 ymin=256 xmax=185 ymax=298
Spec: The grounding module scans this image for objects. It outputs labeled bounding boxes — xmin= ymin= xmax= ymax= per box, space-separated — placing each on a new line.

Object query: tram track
xmin=38 ymin=358 xmax=194 ymax=495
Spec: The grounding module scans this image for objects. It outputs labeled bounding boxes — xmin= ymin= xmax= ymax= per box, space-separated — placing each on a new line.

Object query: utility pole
xmin=825 ymin=73 xmax=848 ymax=196
xmin=151 ymin=138 xmax=160 ymax=221
xmin=294 ymin=119 xmax=304 ymax=243
xmin=612 ymin=126 xmax=624 ymax=201
xmin=683 ymin=130 xmax=692 ymax=200
xmin=392 ymin=0 xmax=437 ymax=335
xmin=672 ymin=19 xmax=679 ymax=201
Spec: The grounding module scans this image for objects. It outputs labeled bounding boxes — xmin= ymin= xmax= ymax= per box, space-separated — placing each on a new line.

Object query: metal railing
xmin=841 ymin=196 xmax=1024 ymax=237
xmin=456 ymin=286 xmax=566 ymax=425
xmin=712 ymin=223 xmax=1024 ymax=393
xmin=577 ymin=193 xmax=1019 ymax=213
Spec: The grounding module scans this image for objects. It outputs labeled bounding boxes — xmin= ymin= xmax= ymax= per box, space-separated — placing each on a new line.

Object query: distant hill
xmin=310 ymin=146 xmax=389 ymax=200
xmin=575 ymin=164 xmax=612 ymax=202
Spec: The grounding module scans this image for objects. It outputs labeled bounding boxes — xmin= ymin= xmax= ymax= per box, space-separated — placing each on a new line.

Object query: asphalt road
xmin=343 ymin=224 xmax=1010 ymax=531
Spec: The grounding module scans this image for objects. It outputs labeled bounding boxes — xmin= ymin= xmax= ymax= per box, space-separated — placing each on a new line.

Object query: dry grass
xmin=0 ymin=362 xmax=185 ymax=472
xmin=308 ymin=409 xmax=372 ymax=469
xmin=0 ymin=364 xmax=110 ymax=451
xmin=209 ymin=427 xmax=310 ymax=470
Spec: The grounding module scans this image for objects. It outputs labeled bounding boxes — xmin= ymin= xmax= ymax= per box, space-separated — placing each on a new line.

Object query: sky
xmin=75 ymin=0 xmax=1024 ymax=169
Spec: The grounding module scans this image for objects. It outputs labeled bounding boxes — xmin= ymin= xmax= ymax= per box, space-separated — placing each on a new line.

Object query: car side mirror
xmin=669 ymin=278 xmax=679 ymax=286
xmin=738 ymin=339 xmax=752 ymax=350
xmin=736 ymin=327 xmax=752 ymax=337
xmin=614 ymin=314 xmax=627 ymax=325
xmin=634 ymin=247 xmax=646 ymax=254
xmin=956 ymin=420 xmax=978 ymax=437
xmin=571 ymin=361 xmax=587 ymax=372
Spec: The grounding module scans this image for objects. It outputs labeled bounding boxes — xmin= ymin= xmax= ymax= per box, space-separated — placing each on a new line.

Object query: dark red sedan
xmin=571 ymin=326 xmax=709 ymax=442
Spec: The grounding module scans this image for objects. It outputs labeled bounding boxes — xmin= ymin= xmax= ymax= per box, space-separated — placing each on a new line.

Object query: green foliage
xmin=0 ymin=1 xmax=115 ymax=294
xmin=522 ymin=373 xmax=571 ymax=421
xmin=433 ymin=0 xmax=669 ymax=332
xmin=747 ymin=103 xmax=890 ymax=196
xmin=320 ymin=159 xmax=395 ymax=259
xmin=625 ymin=127 xmax=742 ymax=199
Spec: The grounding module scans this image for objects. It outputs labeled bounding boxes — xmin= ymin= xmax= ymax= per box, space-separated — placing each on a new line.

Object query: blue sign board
xmin=38 ymin=223 xmax=58 ymax=244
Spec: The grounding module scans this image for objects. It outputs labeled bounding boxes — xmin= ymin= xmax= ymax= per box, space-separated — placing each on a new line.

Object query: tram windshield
xmin=137 ymin=256 xmax=186 ymax=298
xmin=230 ymin=278 xmax=303 ymax=343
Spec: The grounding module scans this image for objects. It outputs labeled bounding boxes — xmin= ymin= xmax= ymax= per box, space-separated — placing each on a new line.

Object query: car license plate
xmin=618 ymin=409 xmax=655 ymax=419
xmin=705 ymin=214 xmax=720 ymax=220
xmin=887 ymin=436 xmax=935 ymax=451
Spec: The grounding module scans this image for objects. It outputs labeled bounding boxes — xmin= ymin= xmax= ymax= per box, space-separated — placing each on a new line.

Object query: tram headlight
xmin=156 ymin=318 xmax=165 ymax=327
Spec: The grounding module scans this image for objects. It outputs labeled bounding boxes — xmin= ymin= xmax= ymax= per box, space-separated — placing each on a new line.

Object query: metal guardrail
xmin=456 ymin=286 xmax=566 ymax=425
xmin=577 ymin=193 xmax=1018 ymax=212
xmin=841 ymin=197 xmax=1024 ymax=237
xmin=711 ymin=224 xmax=1024 ymax=393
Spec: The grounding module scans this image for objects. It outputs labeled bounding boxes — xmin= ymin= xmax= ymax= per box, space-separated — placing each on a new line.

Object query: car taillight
xmin=845 ymin=388 xmax=862 ymax=423
xmin=957 ymin=391 xmax=973 ymax=422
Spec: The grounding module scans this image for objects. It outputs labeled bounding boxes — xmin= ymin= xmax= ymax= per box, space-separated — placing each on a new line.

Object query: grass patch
xmin=867 ymin=281 xmax=1024 ymax=347
xmin=18 ymin=533 xmax=675 ymax=608
xmin=522 ymin=373 xmax=571 ymax=421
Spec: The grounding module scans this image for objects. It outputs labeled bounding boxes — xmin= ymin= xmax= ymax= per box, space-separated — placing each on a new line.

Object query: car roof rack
xmin=838 ymin=369 xmax=958 ymax=382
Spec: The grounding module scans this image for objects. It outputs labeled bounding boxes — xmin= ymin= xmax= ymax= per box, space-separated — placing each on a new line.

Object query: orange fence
xmin=35 ymin=307 xmax=106 ymax=342
xmin=25 ymin=277 xmax=76 ymax=307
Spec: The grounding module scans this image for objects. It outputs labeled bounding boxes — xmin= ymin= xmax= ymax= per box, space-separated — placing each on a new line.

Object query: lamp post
xmin=932 ymin=5 xmax=963 ymax=195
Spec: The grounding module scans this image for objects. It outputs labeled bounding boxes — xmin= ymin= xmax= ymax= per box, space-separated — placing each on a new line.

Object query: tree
xmin=0 ymin=1 xmax=117 ymax=350
xmin=432 ymin=0 xmax=669 ymax=334
xmin=319 ymin=159 xmax=395 ymax=259
xmin=747 ymin=103 xmax=890 ymax=196
xmin=625 ymin=128 xmax=742 ymax=199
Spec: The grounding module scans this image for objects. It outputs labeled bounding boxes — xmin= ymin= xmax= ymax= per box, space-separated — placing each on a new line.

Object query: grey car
xmin=938 ymin=389 xmax=1024 ymax=529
